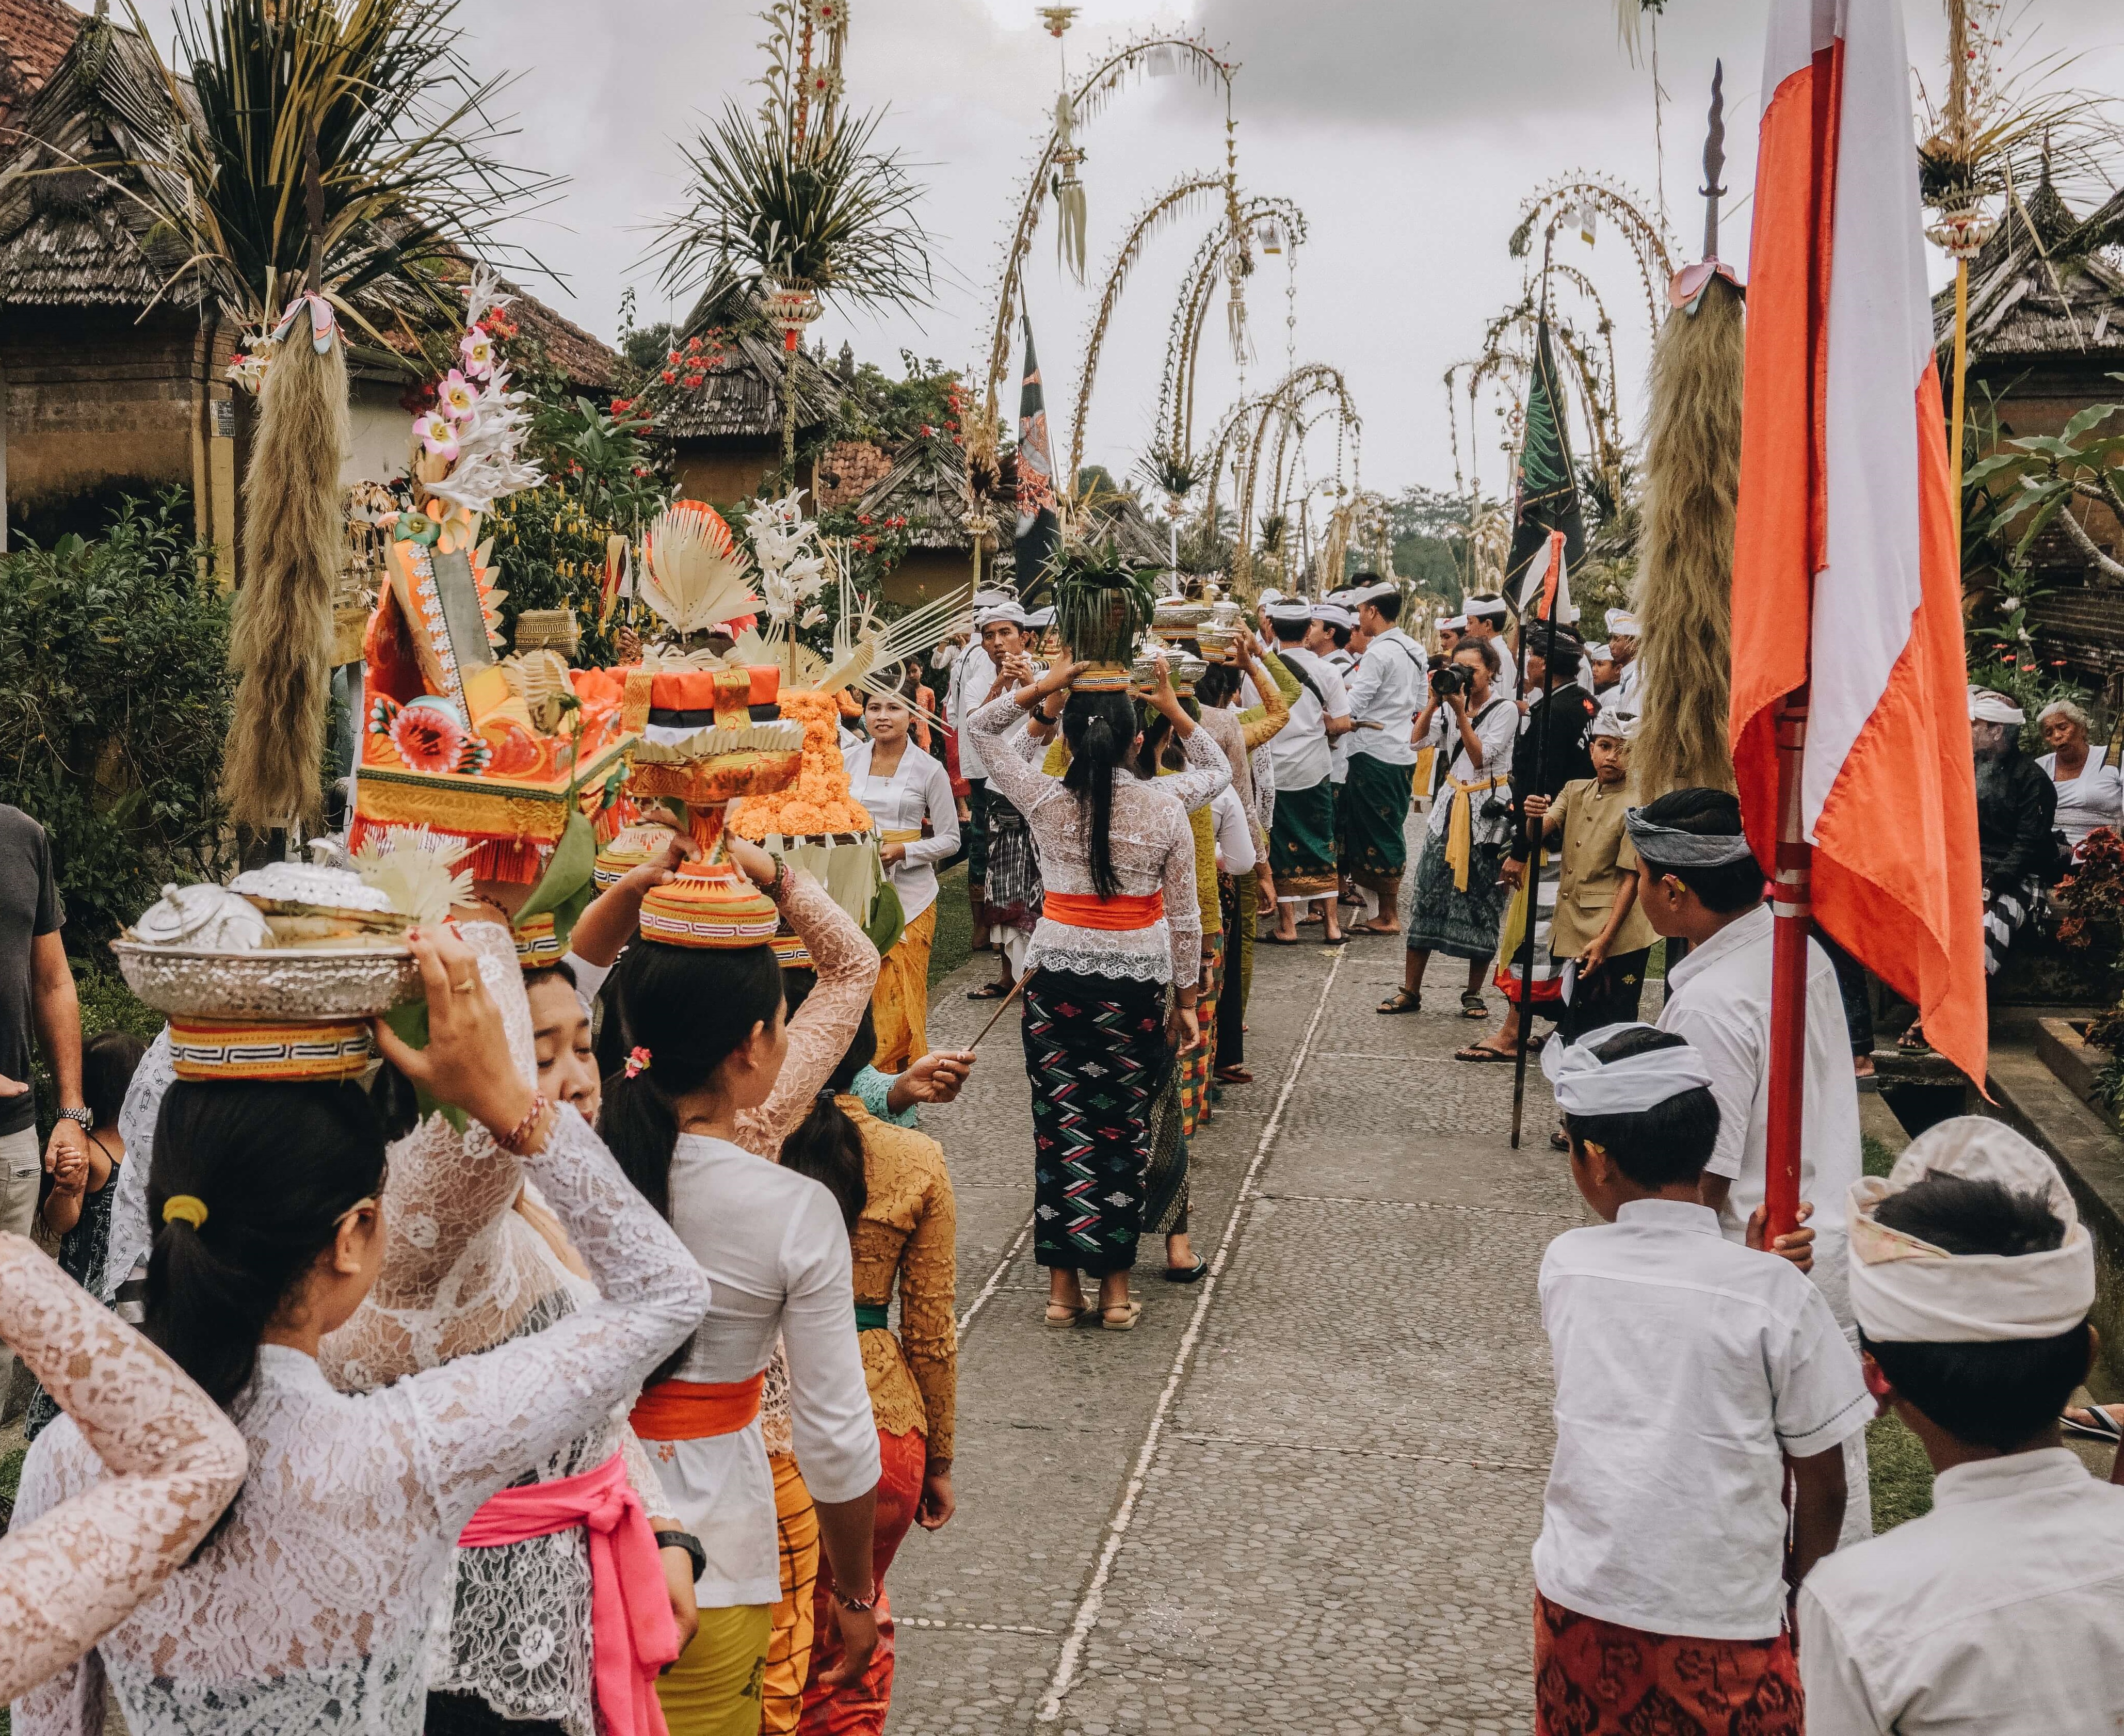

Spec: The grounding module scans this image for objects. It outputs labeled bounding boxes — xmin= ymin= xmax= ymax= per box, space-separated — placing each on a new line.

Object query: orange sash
xmin=627 ymin=1372 xmax=765 ymax=1441
xmin=1042 ymin=890 xmax=1166 ymax=931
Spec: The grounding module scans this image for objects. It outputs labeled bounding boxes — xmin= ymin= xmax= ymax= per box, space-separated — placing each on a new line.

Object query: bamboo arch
xmin=1507 ymin=174 xmax=1677 ymax=346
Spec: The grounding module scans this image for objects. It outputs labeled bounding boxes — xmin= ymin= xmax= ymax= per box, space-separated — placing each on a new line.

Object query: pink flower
xmin=415 ymin=411 xmax=459 ymax=460
xmin=390 ymin=698 xmax=471 ymax=774
xmin=437 ymin=370 xmax=478 ymax=421
xmin=459 ymin=329 xmax=497 ymax=379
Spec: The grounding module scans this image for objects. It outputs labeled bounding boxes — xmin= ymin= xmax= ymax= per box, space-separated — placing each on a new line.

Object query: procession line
xmin=1037 ymin=945 xmax=1348 ymax=1723
xmin=1172 ymin=1432 xmax=1548 ymax=1475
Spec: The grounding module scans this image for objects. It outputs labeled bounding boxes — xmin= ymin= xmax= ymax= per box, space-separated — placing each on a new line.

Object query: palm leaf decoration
xmin=121 ymin=0 xmax=560 ymax=335
xmin=1050 ymin=539 xmax=1161 ymax=669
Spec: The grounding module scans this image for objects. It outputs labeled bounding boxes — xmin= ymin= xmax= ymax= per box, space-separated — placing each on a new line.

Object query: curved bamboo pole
xmin=1067 ymin=173 xmax=1228 ymax=491
xmin=1230 ymin=363 xmax=1359 ymax=589
xmin=976 ymin=35 xmax=1235 ymax=455
xmin=1158 ymin=195 xmax=1306 ymax=473
xmin=1508 ymin=174 xmax=1677 ymax=343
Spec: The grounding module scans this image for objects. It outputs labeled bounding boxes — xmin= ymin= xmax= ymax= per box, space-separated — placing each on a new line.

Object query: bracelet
xmin=767 ymin=853 xmax=789 ymax=898
xmin=832 ymin=1582 xmax=879 ymax=1613
xmin=494 ymin=1094 xmax=552 ymax=1156
xmin=655 ymin=1529 xmax=706 ymax=1583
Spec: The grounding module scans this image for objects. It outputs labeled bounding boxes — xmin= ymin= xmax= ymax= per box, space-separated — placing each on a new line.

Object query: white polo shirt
xmin=1799 ymin=1449 xmax=2124 ymax=1734
xmin=1534 ymin=1198 xmax=1871 ymax=1639
xmin=1267 ymin=644 xmax=1349 ymax=794
xmin=1344 ymin=627 xmax=1425 ymax=769
xmin=1657 ymin=903 xmax=1863 ymax=1324
xmin=946 ymin=645 xmax=998 ymax=780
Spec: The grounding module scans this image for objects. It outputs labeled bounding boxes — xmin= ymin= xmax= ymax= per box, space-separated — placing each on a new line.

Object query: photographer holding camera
xmin=1381 ymin=637 xmax=1519 ymax=1020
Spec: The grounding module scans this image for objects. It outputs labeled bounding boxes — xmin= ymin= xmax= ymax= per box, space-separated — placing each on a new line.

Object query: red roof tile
xmin=0 ymin=0 xmax=81 ymax=128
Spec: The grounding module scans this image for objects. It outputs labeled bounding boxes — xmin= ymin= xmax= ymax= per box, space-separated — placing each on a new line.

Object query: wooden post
xmin=1764 ymin=686 xmax=1811 ymax=1239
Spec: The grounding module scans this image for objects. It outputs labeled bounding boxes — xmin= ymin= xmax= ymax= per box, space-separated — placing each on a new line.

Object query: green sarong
xmin=1268 ymin=779 xmax=1338 ymax=903
xmin=1340 ymin=752 xmax=1413 ymax=894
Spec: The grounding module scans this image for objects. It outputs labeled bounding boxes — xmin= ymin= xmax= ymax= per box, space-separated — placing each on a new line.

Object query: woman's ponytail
xmin=597 ymin=1068 xmax=681 ymax=1221
xmin=778 ymin=1005 xmax=876 ymax=1233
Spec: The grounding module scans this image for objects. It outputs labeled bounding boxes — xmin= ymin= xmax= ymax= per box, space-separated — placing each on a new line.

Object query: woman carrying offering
xmin=971 ymin=655 xmax=1228 ymax=1331
xmin=844 ymin=672 xmax=960 ymax=1072
xmin=602 ymin=838 xmax=883 ymax=1736
xmin=778 ymin=1008 xmax=957 ymax=1734
xmin=15 ymin=925 xmax=711 ymax=1736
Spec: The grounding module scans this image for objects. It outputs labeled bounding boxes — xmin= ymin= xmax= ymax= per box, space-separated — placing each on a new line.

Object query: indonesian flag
xmin=1730 ymin=0 xmax=1985 ymax=1084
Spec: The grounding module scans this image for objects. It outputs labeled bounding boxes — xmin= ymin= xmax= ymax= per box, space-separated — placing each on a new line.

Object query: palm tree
xmin=656 ymin=5 xmax=932 ymax=478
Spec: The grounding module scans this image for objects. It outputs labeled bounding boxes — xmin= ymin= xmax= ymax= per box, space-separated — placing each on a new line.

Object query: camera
xmin=1428 ymin=660 xmax=1469 ymax=701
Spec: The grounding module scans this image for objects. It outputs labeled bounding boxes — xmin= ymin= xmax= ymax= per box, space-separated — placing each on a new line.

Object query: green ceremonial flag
xmin=1503 ymin=315 xmax=1587 ymax=614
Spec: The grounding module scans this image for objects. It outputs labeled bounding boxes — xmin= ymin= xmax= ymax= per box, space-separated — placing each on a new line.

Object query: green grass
xmin=928 ymin=861 xmax=973 ymax=988
xmin=1868 ymin=1412 xmax=1935 ymax=1530
xmin=1862 ymin=1134 xmax=1898 ymax=1179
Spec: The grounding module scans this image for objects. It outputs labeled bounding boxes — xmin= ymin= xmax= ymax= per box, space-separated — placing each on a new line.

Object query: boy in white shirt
xmin=1798 ymin=1118 xmax=2124 ymax=1735
xmin=1535 ymin=1022 xmax=1871 ymax=1735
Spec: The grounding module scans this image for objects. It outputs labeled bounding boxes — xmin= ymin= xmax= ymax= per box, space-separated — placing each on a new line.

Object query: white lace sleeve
xmin=1160 ymin=804 xmax=1203 ymax=986
xmin=619 ymin=1424 xmax=670 ymax=1518
xmin=397 ymin=1106 xmax=709 ymax=1535
xmin=1165 ymin=718 xmax=1232 ymax=815
xmin=2 ymin=1235 xmax=247 ymax=1710
xmin=968 ymin=694 xmax=1046 ymax=814
xmin=101 ymin=1031 xmax=174 ymax=1306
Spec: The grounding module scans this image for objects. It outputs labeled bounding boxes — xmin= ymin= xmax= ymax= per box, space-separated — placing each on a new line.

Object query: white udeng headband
xmin=1848 ymin=1116 xmax=2095 ymax=1343
xmin=1541 ymin=1022 xmax=1715 ymax=1117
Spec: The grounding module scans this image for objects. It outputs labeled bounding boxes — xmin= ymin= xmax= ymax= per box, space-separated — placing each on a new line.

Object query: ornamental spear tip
xmin=1701 ymin=60 xmax=1728 ymax=263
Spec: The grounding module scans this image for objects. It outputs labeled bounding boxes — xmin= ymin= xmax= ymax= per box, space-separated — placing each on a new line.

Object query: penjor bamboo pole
xmin=1950 ymin=257 xmax=1971 ymax=558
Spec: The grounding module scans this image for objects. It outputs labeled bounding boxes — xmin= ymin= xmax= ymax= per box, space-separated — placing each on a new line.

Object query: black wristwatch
xmin=655 ymin=1529 xmax=705 ymax=1582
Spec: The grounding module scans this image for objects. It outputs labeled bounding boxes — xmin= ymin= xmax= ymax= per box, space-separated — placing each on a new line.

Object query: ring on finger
xmin=450 ymin=976 xmax=476 ymax=994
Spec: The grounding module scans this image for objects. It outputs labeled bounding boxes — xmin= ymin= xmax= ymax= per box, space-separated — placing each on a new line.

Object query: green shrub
xmin=0 ymin=494 xmax=235 ymax=949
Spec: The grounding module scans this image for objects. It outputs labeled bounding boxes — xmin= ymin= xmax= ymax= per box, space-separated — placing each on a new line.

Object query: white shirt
xmin=1613 ymin=656 xmax=1641 ymax=708
xmin=1211 ymin=783 xmax=1256 ymax=876
xmin=1423 ymin=695 xmax=1519 ymax=842
xmin=1799 ymin=1449 xmax=2124 ymax=1735
xmin=2037 ymin=748 xmax=2124 ymax=846
xmin=1267 ymin=645 xmax=1349 ymax=793
xmin=1324 ymin=647 xmax=1357 ymax=783
xmin=1658 ymin=903 xmax=1862 ymax=1325
xmin=946 ymin=645 xmax=999 ymax=780
xmin=844 ymin=738 xmax=960 ymax=922
xmin=657 ymin=1134 xmax=879 ymax=1605
xmin=1344 ymin=628 xmax=1425 ymax=768
xmin=1534 ymin=1198 xmax=1871 ymax=1639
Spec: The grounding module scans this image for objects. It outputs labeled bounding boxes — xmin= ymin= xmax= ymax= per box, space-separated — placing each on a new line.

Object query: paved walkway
xmin=887 ymin=928 xmax=1588 ymax=1734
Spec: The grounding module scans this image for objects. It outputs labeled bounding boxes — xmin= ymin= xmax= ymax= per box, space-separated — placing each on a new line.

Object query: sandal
xmin=1898 ymin=1023 xmax=1930 ymax=1052
xmin=1459 ymin=992 xmax=1489 ymax=1020
xmin=1215 ymin=1064 xmax=1254 ymax=1084
xmin=1550 ymin=1128 xmax=1570 ymax=1152
xmin=1100 ymin=1299 xmax=1144 ymax=1331
xmin=1453 ymin=1043 xmax=1517 ymax=1064
xmin=1045 ymin=1300 xmax=1089 ymax=1328
xmin=966 ymin=982 xmax=1010 ymax=1001
xmin=1264 ymin=933 xmax=1303 ymax=946
xmin=1162 ymin=1257 xmax=1209 ymax=1284
xmin=1376 ymin=989 xmax=1422 ymax=1016
xmin=2064 ymin=1404 xmax=2124 ymax=1442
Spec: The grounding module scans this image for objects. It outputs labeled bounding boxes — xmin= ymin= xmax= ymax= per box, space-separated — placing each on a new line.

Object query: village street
xmin=887 ymin=928 xmax=1585 ymax=1735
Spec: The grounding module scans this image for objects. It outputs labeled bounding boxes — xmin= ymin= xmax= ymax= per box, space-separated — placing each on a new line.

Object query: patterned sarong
xmin=1177 ymin=930 xmax=1224 ymax=1136
xmin=1533 ymin=1592 xmax=1802 ymax=1736
xmin=798 ymin=1426 xmax=926 ymax=1734
xmin=1340 ymin=752 xmax=1413 ymax=894
xmin=1407 ymin=827 xmax=1508 ymax=962
xmin=870 ymin=903 xmax=936 ymax=1072
xmin=1493 ymin=853 xmax=1565 ymax=1006
xmin=1268 ymin=779 xmax=1338 ymax=903
xmin=1022 ymin=969 xmax=1170 ymax=1275
xmin=983 ymin=789 xmax=1042 ymax=933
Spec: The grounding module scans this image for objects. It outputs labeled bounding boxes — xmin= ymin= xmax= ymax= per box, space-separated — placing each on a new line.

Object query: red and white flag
xmin=1730 ymin=0 xmax=1986 ymax=1083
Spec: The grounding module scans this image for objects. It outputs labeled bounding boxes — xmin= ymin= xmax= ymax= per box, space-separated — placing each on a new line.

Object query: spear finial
xmin=1700 ymin=60 xmax=1727 ymax=262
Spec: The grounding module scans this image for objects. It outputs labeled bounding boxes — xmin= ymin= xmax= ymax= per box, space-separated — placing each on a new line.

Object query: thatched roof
xmin=0 ymin=2 xmax=615 ymax=390
xmin=853 ymin=436 xmax=976 ymax=549
xmin=658 ymin=323 xmax=840 ymax=442
xmin=1937 ymin=168 xmax=2124 ymax=368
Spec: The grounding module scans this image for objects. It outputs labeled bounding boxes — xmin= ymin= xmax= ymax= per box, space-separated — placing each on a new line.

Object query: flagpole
xmin=1764 ymin=685 xmax=1810 ymax=1240
xmin=1508 ymin=537 xmax=1564 ymax=1151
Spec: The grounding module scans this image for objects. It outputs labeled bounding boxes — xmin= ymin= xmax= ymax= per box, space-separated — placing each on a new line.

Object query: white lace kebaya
xmin=968 ymin=693 xmax=1222 ymax=984
xmin=14 ymin=1102 xmax=709 ymax=1736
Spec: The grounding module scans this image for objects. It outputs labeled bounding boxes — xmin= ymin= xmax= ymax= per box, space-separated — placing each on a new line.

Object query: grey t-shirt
xmin=0 ymin=805 xmax=63 ymax=1137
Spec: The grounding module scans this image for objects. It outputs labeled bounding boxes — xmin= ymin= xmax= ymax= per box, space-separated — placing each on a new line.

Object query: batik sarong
xmin=870 ymin=903 xmax=936 ymax=1073
xmin=1407 ymin=827 xmax=1508 ymax=962
xmin=1339 ymin=752 xmax=1412 ymax=896
xmin=1268 ymin=779 xmax=1339 ymax=903
xmin=1493 ymin=854 xmax=1565 ymax=1007
xmin=1176 ymin=930 xmax=1224 ymax=1135
xmin=798 ymin=1426 xmax=927 ymax=1734
xmin=1533 ymin=1591 xmax=1801 ymax=1736
xmin=982 ymin=789 xmax=1042 ymax=934
xmin=1144 ymin=1057 xmax=1189 ymax=1239
xmin=759 ymin=1451 xmax=820 ymax=1736
xmin=1984 ymin=874 xmax=2041 ymax=977
xmin=1217 ymin=873 xmax=1250 ymax=1070
xmin=1022 ymin=969 xmax=1170 ymax=1274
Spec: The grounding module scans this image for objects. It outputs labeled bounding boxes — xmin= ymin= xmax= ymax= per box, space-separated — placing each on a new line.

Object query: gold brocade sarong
xmin=1442 ymin=773 xmax=1506 ymax=891
xmin=871 ymin=901 xmax=936 ymax=1073
xmin=758 ymin=1450 xmax=821 ymax=1735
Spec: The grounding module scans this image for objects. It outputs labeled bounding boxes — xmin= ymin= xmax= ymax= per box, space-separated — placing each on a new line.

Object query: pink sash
xmin=458 ymin=1452 xmax=678 ymax=1736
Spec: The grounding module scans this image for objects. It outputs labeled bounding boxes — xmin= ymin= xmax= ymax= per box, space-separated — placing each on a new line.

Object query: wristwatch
xmin=55 ymin=1106 xmax=92 ymax=1134
xmin=654 ymin=1529 xmax=705 ymax=1583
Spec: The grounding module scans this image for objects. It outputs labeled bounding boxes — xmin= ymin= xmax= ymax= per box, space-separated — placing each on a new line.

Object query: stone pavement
xmin=884 ymin=928 xmax=1590 ymax=1734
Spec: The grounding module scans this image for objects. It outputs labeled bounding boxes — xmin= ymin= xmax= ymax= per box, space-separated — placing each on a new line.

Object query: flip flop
xmin=2064 ymin=1404 xmax=2124 ymax=1442
xmin=1350 ymin=923 xmax=1401 ymax=937
xmin=1163 ymin=1257 xmax=1209 ymax=1284
xmin=1321 ymin=934 xmax=1348 ymax=947
xmin=1100 ymin=1299 xmax=1145 ymax=1330
xmin=1045 ymin=1301 xmax=1089 ymax=1329
xmin=966 ymin=982 xmax=1010 ymax=1000
xmin=1264 ymin=933 xmax=1303 ymax=946
xmin=1215 ymin=1064 xmax=1255 ymax=1083
xmin=1454 ymin=1044 xmax=1517 ymax=1064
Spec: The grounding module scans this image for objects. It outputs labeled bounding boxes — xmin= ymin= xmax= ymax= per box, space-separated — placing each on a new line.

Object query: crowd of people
xmin=2 ymin=568 xmax=2123 ymax=1736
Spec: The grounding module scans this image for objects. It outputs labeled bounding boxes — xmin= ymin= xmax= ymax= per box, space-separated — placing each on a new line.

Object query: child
xmin=1534 ymin=1023 xmax=1870 ymax=1735
xmin=1798 ymin=1117 xmax=2124 ymax=1734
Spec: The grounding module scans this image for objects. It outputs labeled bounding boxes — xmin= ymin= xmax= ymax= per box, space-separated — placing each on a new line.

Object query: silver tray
xmin=111 ymin=940 xmax=425 ymax=1020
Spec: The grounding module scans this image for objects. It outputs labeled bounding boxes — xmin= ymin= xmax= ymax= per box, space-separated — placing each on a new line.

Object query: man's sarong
xmin=1533 ymin=1591 xmax=1801 ymax=1736
xmin=1268 ymin=779 xmax=1338 ymax=903
xmin=1339 ymin=752 xmax=1412 ymax=895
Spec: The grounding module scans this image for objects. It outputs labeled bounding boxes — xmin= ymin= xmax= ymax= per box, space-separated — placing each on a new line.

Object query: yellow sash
xmin=881 ymin=828 xmax=922 ymax=844
xmin=1443 ymin=772 xmax=1507 ymax=892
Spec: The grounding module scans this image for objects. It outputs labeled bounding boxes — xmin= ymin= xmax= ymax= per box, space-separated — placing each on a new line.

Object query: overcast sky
xmin=130 ymin=1 xmax=2124 ymax=498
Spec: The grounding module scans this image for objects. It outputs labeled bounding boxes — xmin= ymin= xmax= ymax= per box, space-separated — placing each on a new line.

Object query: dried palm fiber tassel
xmin=1631 ymin=272 xmax=1744 ymax=799
xmin=221 ymin=316 xmax=349 ymax=829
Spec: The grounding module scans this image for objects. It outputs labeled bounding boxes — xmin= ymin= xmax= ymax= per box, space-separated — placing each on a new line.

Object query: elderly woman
xmin=2036 ymin=698 xmax=2124 ymax=848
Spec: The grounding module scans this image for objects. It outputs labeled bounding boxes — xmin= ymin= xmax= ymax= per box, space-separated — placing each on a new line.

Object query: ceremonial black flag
xmin=1014 ymin=315 xmax=1060 ymax=597
xmin=1503 ymin=315 xmax=1586 ymax=615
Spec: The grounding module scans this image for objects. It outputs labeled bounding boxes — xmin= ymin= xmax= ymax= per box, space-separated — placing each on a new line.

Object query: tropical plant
xmin=1050 ymin=540 xmax=1160 ymax=667
xmin=1962 ymin=390 xmax=2124 ymax=584
xmin=655 ymin=4 xmax=932 ymax=475
xmin=120 ymin=0 xmax=558 ymax=334
xmin=0 ymin=494 xmax=237 ymax=946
